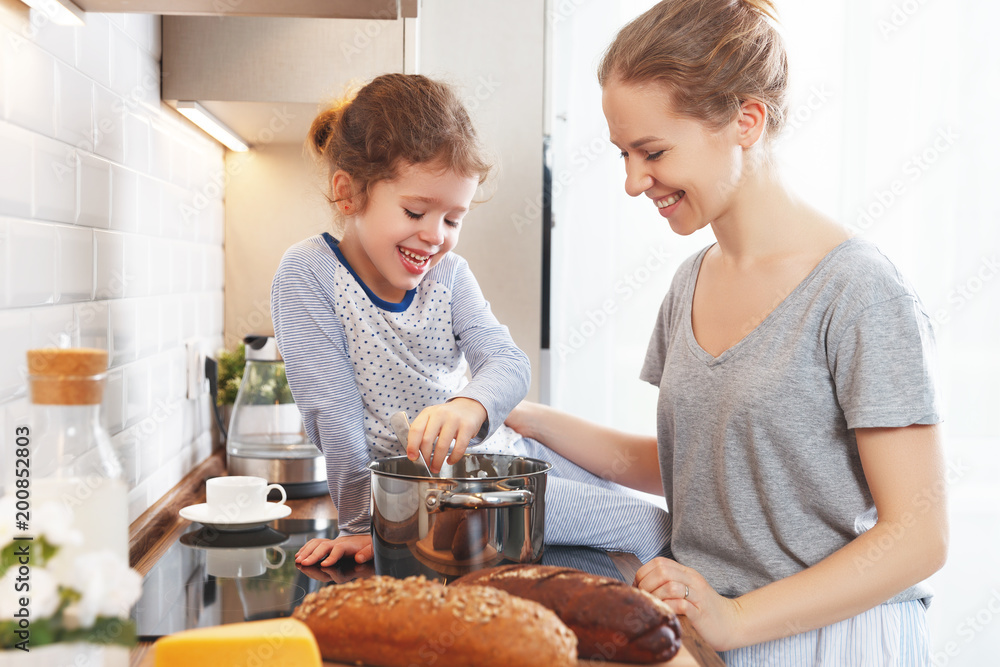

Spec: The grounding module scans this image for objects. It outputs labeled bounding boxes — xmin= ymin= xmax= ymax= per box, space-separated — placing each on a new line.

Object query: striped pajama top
xmin=271 ymin=233 xmax=530 ymax=534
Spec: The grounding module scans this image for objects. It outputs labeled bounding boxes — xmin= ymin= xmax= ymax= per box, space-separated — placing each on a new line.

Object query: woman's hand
xmin=407 ymin=398 xmax=487 ymax=473
xmin=295 ymin=534 xmax=373 ymax=567
xmin=503 ymin=400 xmax=540 ymax=440
xmin=635 ymin=557 xmax=745 ymax=651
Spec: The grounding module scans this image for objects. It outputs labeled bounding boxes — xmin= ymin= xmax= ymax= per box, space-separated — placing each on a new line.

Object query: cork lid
xmin=27 ymin=348 xmax=109 ymax=405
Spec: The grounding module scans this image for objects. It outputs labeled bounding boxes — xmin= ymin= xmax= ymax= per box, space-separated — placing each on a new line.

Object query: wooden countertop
xmin=127 ymin=452 xmax=723 ymax=667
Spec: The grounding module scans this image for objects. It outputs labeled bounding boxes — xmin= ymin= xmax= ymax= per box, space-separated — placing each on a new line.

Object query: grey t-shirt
xmin=640 ymin=238 xmax=940 ymax=603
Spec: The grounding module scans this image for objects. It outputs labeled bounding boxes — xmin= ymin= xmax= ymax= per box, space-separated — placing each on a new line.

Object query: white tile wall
xmin=78 ymin=152 xmax=111 ymax=228
xmin=55 ymin=60 xmax=93 ymax=148
xmin=0 ymin=13 xmax=226 ymax=524
xmin=0 ymin=122 xmax=33 ymax=218
xmin=34 ymin=136 xmax=77 ymax=223
xmin=110 ymin=164 xmax=138 ymax=232
xmin=7 ymin=219 xmax=56 ymax=307
xmin=6 ymin=41 xmax=56 ymax=137
xmin=56 ymin=224 xmax=94 ymax=302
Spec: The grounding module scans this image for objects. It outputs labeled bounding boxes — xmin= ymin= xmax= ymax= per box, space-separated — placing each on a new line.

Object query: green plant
xmin=215 ymin=343 xmax=295 ymax=406
xmin=216 ymin=344 xmax=246 ymax=406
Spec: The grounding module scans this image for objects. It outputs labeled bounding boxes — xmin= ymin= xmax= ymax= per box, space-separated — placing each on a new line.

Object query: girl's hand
xmin=295 ymin=534 xmax=373 ymax=567
xmin=407 ymin=398 xmax=487 ymax=473
xmin=635 ymin=557 xmax=746 ymax=651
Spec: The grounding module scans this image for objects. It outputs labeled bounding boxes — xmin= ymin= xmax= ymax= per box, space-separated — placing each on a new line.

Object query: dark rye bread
xmin=292 ymin=575 xmax=577 ymax=667
xmin=452 ymin=564 xmax=682 ymax=664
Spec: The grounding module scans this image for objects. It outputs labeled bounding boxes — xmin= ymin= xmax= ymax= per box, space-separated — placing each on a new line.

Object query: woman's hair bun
xmin=742 ymin=0 xmax=778 ymax=21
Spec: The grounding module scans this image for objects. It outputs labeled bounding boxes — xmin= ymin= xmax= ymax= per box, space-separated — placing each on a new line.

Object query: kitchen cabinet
xmin=161 ymin=13 xmax=418 ymax=144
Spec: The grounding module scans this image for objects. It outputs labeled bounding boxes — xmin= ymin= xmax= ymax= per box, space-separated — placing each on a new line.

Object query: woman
xmin=508 ymin=0 xmax=946 ymax=663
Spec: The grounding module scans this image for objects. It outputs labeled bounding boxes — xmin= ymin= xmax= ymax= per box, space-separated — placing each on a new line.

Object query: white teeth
xmin=399 ymin=248 xmax=430 ymax=263
xmin=656 ymin=191 xmax=685 ymax=209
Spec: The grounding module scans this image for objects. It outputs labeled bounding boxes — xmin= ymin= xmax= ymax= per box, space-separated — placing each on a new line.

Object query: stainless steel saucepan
xmin=368 ymin=453 xmax=551 ymax=582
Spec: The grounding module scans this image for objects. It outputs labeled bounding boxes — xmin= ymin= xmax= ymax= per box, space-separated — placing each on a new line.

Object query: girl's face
xmin=601 ymin=79 xmax=745 ymax=236
xmin=339 ymin=161 xmax=479 ymax=302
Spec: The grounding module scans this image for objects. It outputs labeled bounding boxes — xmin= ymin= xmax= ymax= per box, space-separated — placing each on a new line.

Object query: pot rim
xmin=368 ymin=453 xmax=552 ymax=482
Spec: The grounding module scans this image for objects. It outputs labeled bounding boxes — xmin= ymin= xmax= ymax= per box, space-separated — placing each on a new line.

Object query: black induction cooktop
xmin=132 ymin=517 xmax=628 ymax=641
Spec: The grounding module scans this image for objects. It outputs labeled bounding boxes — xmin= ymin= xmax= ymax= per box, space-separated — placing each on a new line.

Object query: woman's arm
xmin=506 ymin=401 xmax=664 ymax=495
xmin=636 ymin=422 xmax=948 ymax=650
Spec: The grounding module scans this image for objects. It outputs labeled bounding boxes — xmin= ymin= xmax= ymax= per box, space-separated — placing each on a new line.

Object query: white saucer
xmin=179 ymin=502 xmax=291 ymax=532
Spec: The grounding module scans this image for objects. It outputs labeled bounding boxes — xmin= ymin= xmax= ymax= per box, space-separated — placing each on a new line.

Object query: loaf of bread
xmin=292 ymin=575 xmax=577 ymax=667
xmin=452 ymin=564 xmax=682 ymax=663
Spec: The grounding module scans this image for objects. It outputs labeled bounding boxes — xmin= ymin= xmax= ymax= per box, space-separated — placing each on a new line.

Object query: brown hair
xmin=308 ymin=73 xmax=492 ymax=220
xmin=598 ymin=0 xmax=788 ymax=138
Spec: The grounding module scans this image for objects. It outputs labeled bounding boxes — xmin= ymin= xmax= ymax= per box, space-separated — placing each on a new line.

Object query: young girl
xmin=271 ymin=73 xmax=670 ymax=568
xmin=506 ymin=0 xmax=947 ymax=663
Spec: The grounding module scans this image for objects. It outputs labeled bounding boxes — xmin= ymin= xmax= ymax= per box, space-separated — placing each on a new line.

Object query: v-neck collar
xmin=684 ymin=238 xmax=859 ymax=366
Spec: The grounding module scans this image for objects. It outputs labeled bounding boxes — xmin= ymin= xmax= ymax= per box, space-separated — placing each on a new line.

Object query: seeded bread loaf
xmin=292 ymin=575 xmax=577 ymax=667
xmin=452 ymin=564 xmax=682 ymax=663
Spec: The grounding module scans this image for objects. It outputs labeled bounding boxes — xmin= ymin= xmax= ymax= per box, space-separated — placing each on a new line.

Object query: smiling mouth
xmin=655 ymin=191 xmax=685 ymax=209
xmin=398 ymin=246 xmax=433 ymax=270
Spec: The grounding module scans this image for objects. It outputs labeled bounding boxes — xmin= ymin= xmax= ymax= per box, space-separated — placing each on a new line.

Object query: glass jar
xmin=27 ymin=347 xmax=128 ymax=569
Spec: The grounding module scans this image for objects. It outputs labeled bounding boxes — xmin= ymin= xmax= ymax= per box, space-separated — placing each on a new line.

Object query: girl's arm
xmin=506 ymin=401 xmax=664 ymax=495
xmin=272 ymin=244 xmax=373 ymax=561
xmin=636 ymin=422 xmax=948 ymax=651
xmin=409 ymin=256 xmax=532 ymax=469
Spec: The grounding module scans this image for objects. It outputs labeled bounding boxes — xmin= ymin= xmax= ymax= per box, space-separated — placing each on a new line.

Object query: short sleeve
xmin=830 ymin=294 xmax=941 ymax=429
xmin=640 ymin=295 xmax=671 ymax=386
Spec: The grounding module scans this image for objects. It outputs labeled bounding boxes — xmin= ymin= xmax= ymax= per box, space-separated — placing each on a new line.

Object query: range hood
xmin=73 ymin=0 xmax=417 ymax=19
xmin=159 ymin=2 xmax=419 ymax=146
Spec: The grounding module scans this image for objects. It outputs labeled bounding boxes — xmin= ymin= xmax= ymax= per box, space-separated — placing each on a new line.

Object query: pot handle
xmin=425 ymin=488 xmax=532 ymax=510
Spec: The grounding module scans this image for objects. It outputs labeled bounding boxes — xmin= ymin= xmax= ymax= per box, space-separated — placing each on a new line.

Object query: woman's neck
xmin=709 ymin=160 xmax=846 ymax=267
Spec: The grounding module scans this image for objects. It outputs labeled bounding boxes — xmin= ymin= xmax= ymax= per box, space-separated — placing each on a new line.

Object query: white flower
xmin=0 ymin=494 xmax=82 ymax=548
xmin=61 ymin=551 xmax=142 ymax=629
xmin=31 ymin=500 xmax=83 ymax=548
xmin=0 ymin=566 xmax=61 ymax=620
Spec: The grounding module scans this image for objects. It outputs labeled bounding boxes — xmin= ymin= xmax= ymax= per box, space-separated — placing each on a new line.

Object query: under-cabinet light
xmin=176 ymin=101 xmax=250 ymax=152
xmin=20 ymin=0 xmax=85 ymax=26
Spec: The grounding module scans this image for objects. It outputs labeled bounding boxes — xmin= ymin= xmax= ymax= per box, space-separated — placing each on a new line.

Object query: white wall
xmin=0 ymin=1 xmax=225 ymax=523
xmin=419 ymin=0 xmax=546 ymax=401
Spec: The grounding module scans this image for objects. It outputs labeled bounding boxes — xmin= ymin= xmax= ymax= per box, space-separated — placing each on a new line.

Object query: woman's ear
xmin=736 ymin=99 xmax=767 ymax=148
xmin=332 ymin=170 xmax=354 ymax=214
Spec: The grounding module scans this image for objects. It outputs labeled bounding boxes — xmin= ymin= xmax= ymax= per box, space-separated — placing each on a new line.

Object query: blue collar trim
xmin=322 ymin=233 xmax=415 ymax=312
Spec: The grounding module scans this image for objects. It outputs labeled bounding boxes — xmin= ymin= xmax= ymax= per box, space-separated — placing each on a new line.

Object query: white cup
xmin=205 ymin=545 xmax=286 ymax=578
xmin=205 ymin=476 xmax=286 ymax=522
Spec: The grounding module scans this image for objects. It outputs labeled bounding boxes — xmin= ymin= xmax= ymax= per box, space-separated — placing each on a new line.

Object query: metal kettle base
xmin=227 ymin=453 xmax=328 ymax=499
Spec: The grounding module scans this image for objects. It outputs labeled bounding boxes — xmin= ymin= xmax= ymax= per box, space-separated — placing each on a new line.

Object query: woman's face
xmin=339 ymin=161 xmax=479 ymax=302
xmin=602 ymin=79 xmax=745 ymax=236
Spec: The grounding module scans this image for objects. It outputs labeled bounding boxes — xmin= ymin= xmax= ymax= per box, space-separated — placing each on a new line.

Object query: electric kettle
xmin=226 ymin=335 xmax=326 ymax=498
